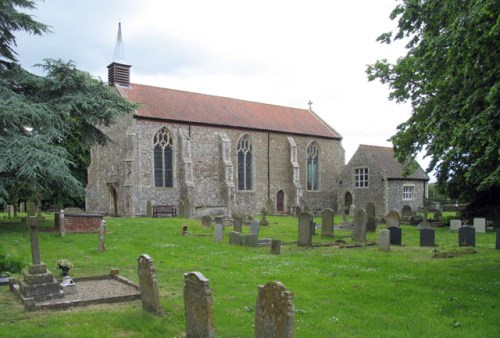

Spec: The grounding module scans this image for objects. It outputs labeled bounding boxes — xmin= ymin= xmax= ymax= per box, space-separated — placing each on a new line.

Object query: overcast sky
xmin=15 ymin=0 xmax=428 ymax=171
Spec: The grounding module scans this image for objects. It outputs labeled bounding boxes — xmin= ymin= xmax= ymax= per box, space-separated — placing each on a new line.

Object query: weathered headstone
xmin=433 ymin=210 xmax=442 ymax=221
xmin=417 ymin=219 xmax=431 ymax=230
xmin=214 ymin=223 xmax=224 ymax=242
xmin=379 ymin=229 xmax=390 ymax=251
xmin=255 ymin=281 xmax=294 ymax=338
xmin=386 ymin=209 xmax=401 ymax=228
xmin=321 ymin=208 xmax=334 ymax=237
xmin=419 ymin=228 xmax=435 ymax=247
xmin=242 ymin=233 xmax=258 ymax=247
xmin=473 ymin=218 xmax=486 ymax=233
xmin=183 ymin=271 xmax=215 ymax=338
xmin=97 ymin=219 xmax=106 ymax=253
xmin=229 ymin=231 xmax=242 ymax=245
xmin=366 ymin=216 xmax=377 ymax=232
xmin=388 ymin=226 xmax=402 ymax=245
xmin=58 ymin=209 xmax=65 ymax=236
xmin=270 ymin=239 xmax=281 ymax=255
xmin=137 ymin=254 xmax=162 ymax=316
xmin=260 ymin=207 xmax=269 ymax=226
xmin=459 ymin=226 xmax=475 ymax=247
xmin=233 ymin=215 xmax=243 ymax=233
xmin=146 ymin=200 xmax=153 ymax=217
xmin=297 ymin=212 xmax=313 ymax=247
xmin=349 ymin=204 xmax=356 ymax=216
xmin=250 ymin=220 xmax=260 ymax=236
xmin=201 ymin=215 xmax=212 ymax=227
xmin=352 ymin=208 xmax=367 ymax=242
xmin=401 ymin=205 xmax=413 ymax=223
xmin=450 ymin=219 xmax=461 ymax=231
xmin=496 ymin=229 xmax=500 ymax=250
xmin=26 ymin=202 xmax=36 ymax=217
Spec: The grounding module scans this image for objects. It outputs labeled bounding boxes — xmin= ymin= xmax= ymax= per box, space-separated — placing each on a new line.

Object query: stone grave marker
xmin=386 ymin=209 xmax=401 ymax=228
xmin=379 ymin=229 xmax=390 ymax=251
xmin=270 ymin=239 xmax=281 ymax=255
xmin=496 ymin=229 xmax=500 ymax=250
xmin=352 ymin=208 xmax=367 ymax=242
xmin=137 ymin=254 xmax=162 ymax=316
xmin=321 ymin=208 xmax=334 ymax=237
xmin=367 ymin=216 xmax=377 ymax=232
xmin=310 ymin=221 xmax=316 ymax=236
xmin=97 ymin=219 xmax=105 ymax=253
xmin=473 ymin=218 xmax=486 ymax=233
xmin=417 ymin=219 xmax=431 ymax=230
xmin=388 ymin=226 xmax=402 ymax=245
xmin=419 ymin=228 xmax=435 ymax=247
xmin=255 ymin=281 xmax=294 ymax=338
xmin=459 ymin=226 xmax=475 ymax=247
xmin=297 ymin=212 xmax=313 ymax=247
xmin=250 ymin=220 xmax=260 ymax=236
xmin=243 ymin=233 xmax=258 ymax=247
xmin=433 ymin=210 xmax=442 ymax=221
xmin=229 ymin=231 xmax=242 ymax=245
xmin=201 ymin=215 xmax=212 ymax=227
xmin=260 ymin=207 xmax=269 ymax=226
xmin=349 ymin=204 xmax=356 ymax=216
xmin=214 ymin=223 xmax=224 ymax=242
xmin=450 ymin=219 xmax=461 ymax=231
xmin=26 ymin=202 xmax=36 ymax=217
xmin=233 ymin=215 xmax=243 ymax=233
xmin=183 ymin=271 xmax=215 ymax=338
xmin=58 ymin=209 xmax=65 ymax=236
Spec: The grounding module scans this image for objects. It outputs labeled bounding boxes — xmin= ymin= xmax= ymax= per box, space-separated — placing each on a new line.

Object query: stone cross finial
xmin=28 ymin=217 xmax=41 ymax=265
xmin=308 ymin=100 xmax=313 ymax=109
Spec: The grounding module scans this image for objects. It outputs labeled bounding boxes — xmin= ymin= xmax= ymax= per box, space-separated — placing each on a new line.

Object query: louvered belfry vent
xmin=108 ymin=62 xmax=131 ymax=87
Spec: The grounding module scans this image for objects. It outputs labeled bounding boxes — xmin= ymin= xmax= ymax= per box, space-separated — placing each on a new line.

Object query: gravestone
xmin=310 ymin=221 xmax=316 ymax=236
xmin=255 ymin=281 xmax=294 ymax=338
xmin=496 ymin=229 xmax=500 ymax=250
xmin=433 ymin=210 xmax=442 ymax=221
xmin=60 ymin=276 xmax=77 ymax=295
xmin=260 ymin=207 xmax=269 ymax=226
xmin=137 ymin=254 xmax=162 ymax=316
xmin=58 ymin=209 xmax=65 ymax=236
xmin=459 ymin=226 xmax=475 ymax=247
xmin=201 ymin=215 xmax=212 ymax=227
xmin=321 ymin=208 xmax=334 ymax=237
xmin=250 ymin=220 xmax=260 ymax=236
xmin=229 ymin=231 xmax=242 ymax=245
xmin=26 ymin=202 xmax=36 ymax=217
xmin=417 ymin=219 xmax=431 ymax=230
xmin=214 ymin=216 xmax=223 ymax=225
xmin=270 ymin=239 xmax=281 ymax=255
xmin=349 ymin=204 xmax=356 ymax=216
xmin=386 ymin=209 xmax=401 ymax=228
xmin=183 ymin=271 xmax=215 ymax=338
xmin=97 ymin=219 xmax=105 ymax=253
xmin=379 ymin=229 xmax=390 ymax=251
xmin=366 ymin=216 xmax=377 ymax=232
xmin=243 ymin=233 xmax=258 ymax=247
xmin=352 ymin=208 xmax=367 ymax=242
xmin=214 ymin=223 xmax=224 ymax=242
xmin=297 ymin=212 xmax=313 ymax=247
xmin=388 ymin=226 xmax=402 ymax=245
xmin=450 ymin=219 xmax=461 ymax=231
xmin=146 ymin=200 xmax=153 ymax=217
xmin=419 ymin=228 xmax=435 ymax=247
xmin=233 ymin=215 xmax=243 ymax=233
xmin=473 ymin=218 xmax=486 ymax=233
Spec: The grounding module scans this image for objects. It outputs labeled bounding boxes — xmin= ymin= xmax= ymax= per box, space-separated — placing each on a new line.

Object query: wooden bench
xmin=153 ymin=205 xmax=177 ymax=217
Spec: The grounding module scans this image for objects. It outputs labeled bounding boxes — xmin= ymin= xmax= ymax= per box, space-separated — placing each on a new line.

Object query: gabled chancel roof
xmin=118 ymin=83 xmax=341 ymax=139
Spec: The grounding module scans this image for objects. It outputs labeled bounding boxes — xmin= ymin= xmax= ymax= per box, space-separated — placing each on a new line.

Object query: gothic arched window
xmin=153 ymin=127 xmax=173 ymax=187
xmin=237 ymin=135 xmax=253 ymax=190
xmin=307 ymin=141 xmax=320 ymax=191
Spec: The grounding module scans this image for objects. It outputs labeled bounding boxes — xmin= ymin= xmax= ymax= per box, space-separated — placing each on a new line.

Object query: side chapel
xmin=85 ymin=24 xmax=345 ymax=217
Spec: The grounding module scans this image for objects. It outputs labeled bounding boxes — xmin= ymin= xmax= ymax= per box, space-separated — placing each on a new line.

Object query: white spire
xmin=112 ymin=22 xmax=128 ymax=64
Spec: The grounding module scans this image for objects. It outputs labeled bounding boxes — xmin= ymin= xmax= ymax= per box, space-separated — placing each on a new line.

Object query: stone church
xmin=85 ymin=25 xmax=345 ymax=217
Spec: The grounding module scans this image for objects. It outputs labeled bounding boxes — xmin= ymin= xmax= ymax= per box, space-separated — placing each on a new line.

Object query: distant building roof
xmin=358 ymin=144 xmax=429 ymax=180
xmin=117 ymin=83 xmax=342 ymax=139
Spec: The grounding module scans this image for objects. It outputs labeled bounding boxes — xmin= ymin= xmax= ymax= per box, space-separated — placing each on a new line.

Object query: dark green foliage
xmin=367 ymin=0 xmax=500 ymax=212
xmin=0 ymin=252 xmax=24 ymax=275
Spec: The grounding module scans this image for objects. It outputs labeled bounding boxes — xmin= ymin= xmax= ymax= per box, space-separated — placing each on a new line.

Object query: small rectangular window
xmin=355 ymin=168 xmax=368 ymax=188
xmin=403 ymin=185 xmax=414 ymax=200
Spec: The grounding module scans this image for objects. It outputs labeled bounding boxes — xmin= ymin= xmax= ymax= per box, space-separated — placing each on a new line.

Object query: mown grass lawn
xmin=1 ymin=213 xmax=499 ymax=337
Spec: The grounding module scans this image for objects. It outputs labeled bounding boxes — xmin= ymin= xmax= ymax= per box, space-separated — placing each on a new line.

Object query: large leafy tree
xmin=0 ymin=0 xmax=136 ymax=206
xmin=367 ymin=0 xmax=499 ymax=216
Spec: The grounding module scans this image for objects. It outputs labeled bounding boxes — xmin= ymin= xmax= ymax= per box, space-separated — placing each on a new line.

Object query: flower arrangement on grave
xmin=56 ymin=259 xmax=73 ymax=276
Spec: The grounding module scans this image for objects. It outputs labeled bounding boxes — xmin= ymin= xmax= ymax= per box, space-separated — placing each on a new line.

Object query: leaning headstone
xmin=386 ymin=209 xmax=401 ymax=228
xmin=379 ymin=229 xmax=390 ymax=251
xmin=97 ymin=219 xmax=106 ymax=253
xmin=388 ymin=226 xmax=402 ymax=245
xmin=229 ymin=231 xmax=242 ymax=245
xmin=250 ymin=220 xmax=260 ymax=236
xmin=214 ymin=223 xmax=224 ymax=242
xmin=233 ymin=215 xmax=243 ymax=233
xmin=496 ymin=229 xmax=500 ymax=250
xmin=146 ymin=200 xmax=153 ymax=217
xmin=183 ymin=272 xmax=215 ymax=338
xmin=321 ymin=208 xmax=334 ymax=237
xmin=26 ymin=202 xmax=36 ymax=217
xmin=473 ymin=218 xmax=486 ymax=233
xmin=419 ymin=228 xmax=435 ymax=247
xmin=352 ymin=208 xmax=367 ymax=242
xmin=242 ymin=233 xmax=258 ymax=247
xmin=201 ymin=215 xmax=212 ymax=227
xmin=255 ymin=281 xmax=294 ymax=338
xmin=450 ymin=219 xmax=461 ymax=231
xmin=297 ymin=212 xmax=313 ymax=247
xmin=270 ymin=239 xmax=281 ymax=255
xmin=459 ymin=226 xmax=475 ymax=247
xmin=137 ymin=254 xmax=162 ymax=316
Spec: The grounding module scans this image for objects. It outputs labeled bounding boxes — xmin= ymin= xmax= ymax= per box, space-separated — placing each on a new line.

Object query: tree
xmin=367 ymin=0 xmax=499 ymax=218
xmin=0 ymin=0 xmax=136 ymax=206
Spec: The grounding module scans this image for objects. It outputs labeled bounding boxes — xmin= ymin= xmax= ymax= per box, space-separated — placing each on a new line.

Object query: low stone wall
xmin=54 ymin=212 xmax=103 ymax=233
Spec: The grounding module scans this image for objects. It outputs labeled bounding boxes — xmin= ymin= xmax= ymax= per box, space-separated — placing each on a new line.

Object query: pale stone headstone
xmin=473 ymin=218 xmax=486 ymax=233
xmin=229 ymin=231 xmax=242 ymax=245
xmin=137 ymin=254 xmax=162 ymax=316
xmin=58 ymin=210 xmax=65 ymax=236
xmin=352 ymin=208 xmax=367 ymax=242
xmin=388 ymin=226 xmax=402 ymax=245
xmin=417 ymin=219 xmax=432 ymax=230
xmin=450 ymin=219 xmax=461 ymax=231
xmin=297 ymin=212 xmax=313 ymax=247
xmin=214 ymin=223 xmax=224 ymax=242
xmin=243 ymin=233 xmax=258 ymax=247
xmin=19 ymin=202 xmax=25 ymax=213
xmin=270 ymin=239 xmax=281 ymax=255
xmin=321 ymin=208 xmax=334 ymax=237
xmin=250 ymin=220 xmax=260 ymax=236
xmin=386 ymin=209 xmax=401 ymax=228
xmin=255 ymin=281 xmax=294 ymax=338
xmin=97 ymin=219 xmax=105 ymax=253
xmin=183 ymin=271 xmax=215 ymax=338
xmin=419 ymin=228 xmax=435 ymax=247
xmin=233 ymin=216 xmax=243 ymax=233
xmin=379 ymin=229 xmax=390 ymax=251
xmin=146 ymin=200 xmax=153 ymax=217
xmin=201 ymin=215 xmax=212 ymax=227
xmin=459 ymin=226 xmax=475 ymax=247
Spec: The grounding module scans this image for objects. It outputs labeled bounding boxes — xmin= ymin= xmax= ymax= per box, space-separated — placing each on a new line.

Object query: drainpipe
xmin=267 ymin=132 xmax=270 ymax=198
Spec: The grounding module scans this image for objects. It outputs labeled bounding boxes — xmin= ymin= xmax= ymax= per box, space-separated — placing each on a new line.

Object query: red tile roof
xmin=118 ymin=83 xmax=341 ymax=139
